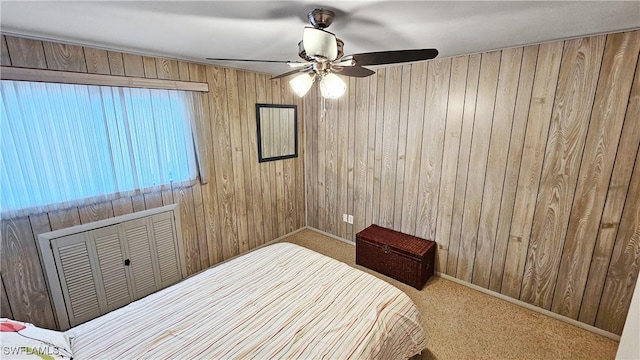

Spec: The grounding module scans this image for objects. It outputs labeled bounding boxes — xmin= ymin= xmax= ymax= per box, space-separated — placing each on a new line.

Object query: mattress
xmin=66 ymin=242 xmax=427 ymax=359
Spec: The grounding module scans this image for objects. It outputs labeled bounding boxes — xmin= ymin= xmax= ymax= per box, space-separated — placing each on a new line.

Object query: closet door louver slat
xmin=92 ymin=225 xmax=133 ymax=311
xmin=152 ymin=212 xmax=181 ymax=287
xmin=52 ymin=234 xmax=102 ymax=327
xmin=123 ymin=218 xmax=160 ymax=300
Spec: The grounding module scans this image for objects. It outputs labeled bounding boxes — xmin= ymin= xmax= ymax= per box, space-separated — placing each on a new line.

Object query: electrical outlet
xmin=342 ymin=214 xmax=348 ymax=222
xmin=347 ymin=215 xmax=354 ymax=224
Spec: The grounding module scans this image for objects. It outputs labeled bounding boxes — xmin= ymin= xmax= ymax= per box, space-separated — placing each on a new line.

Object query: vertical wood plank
xmin=83 ymin=48 xmax=111 ymax=74
xmin=472 ymin=48 xmax=523 ymax=288
xmin=256 ymin=74 xmax=275 ymax=241
xmin=191 ymin=183 xmax=210 ymax=269
xmin=346 ymin=78 xmax=356 ymax=240
xmin=244 ymin=71 xmax=265 ymax=247
xmin=226 ymin=68 xmax=247 ymax=253
xmin=111 ymin=197 xmax=134 ymax=216
xmin=107 ymin=51 xmax=125 ymax=76
xmin=207 ymin=65 xmax=238 ymax=258
xmin=595 ymin=150 xmax=640 ymax=334
xmin=295 ymin=86 xmax=306 ymax=230
xmin=325 ymin=94 xmax=339 ymax=233
xmin=456 ymin=51 xmax=501 ymax=282
xmin=353 ymin=77 xmax=372 ymax=236
xmin=237 ymin=71 xmax=258 ymax=247
xmin=173 ymin=187 xmax=200 ymax=275
xmin=161 ymin=189 xmax=174 ymax=206
xmin=28 ymin=211 xmax=53 ymax=308
xmin=155 ymin=58 xmax=180 ymax=80
xmin=281 ymin=81 xmax=297 ymax=234
xmin=315 ymin=88 xmax=326 ymax=230
xmin=552 ymin=31 xmax=640 ymax=319
xmin=122 ymin=54 xmax=145 ymax=77
xmin=520 ymin=35 xmax=606 ymax=309
xmin=5 ymin=36 xmax=47 ymax=68
xmin=201 ymin=183 xmax=222 ymax=265
xmin=379 ymin=66 xmax=402 ymax=229
xmin=392 ymin=65 xmax=412 ymax=231
xmin=446 ymin=54 xmax=481 ymax=276
xmin=435 ymin=56 xmax=469 ymax=272
xmin=131 ymin=194 xmax=146 ymax=212
xmin=401 ymin=62 xmax=428 ymax=235
xmin=579 ymin=51 xmax=640 ymax=325
xmin=271 ymin=79 xmax=287 ymax=238
xmin=371 ymin=68 xmax=386 ymax=226
xmin=143 ymin=192 xmax=163 ymax=210
xmin=48 ymin=208 xmax=81 ymax=231
xmin=1 ymin=218 xmax=57 ymax=329
xmin=364 ymin=70 xmax=379 ymax=229
xmin=178 ymin=61 xmax=191 ymax=82
xmin=489 ymin=45 xmax=539 ymax=292
xmin=78 ymin=202 xmax=114 ymax=224
xmin=336 ymin=77 xmax=350 ymax=238
xmin=42 ymin=42 xmax=87 ymax=72
xmin=306 ymin=86 xmax=318 ymax=229
xmin=416 ymin=59 xmax=452 ymax=242
xmin=500 ymin=41 xmax=563 ymax=298
xmin=266 ymin=81 xmax=279 ymax=239
xmin=2 ymin=35 xmax=12 ymax=66
xmin=142 ymin=56 xmax=158 ymax=78
xmin=28 ymin=213 xmax=51 ymax=241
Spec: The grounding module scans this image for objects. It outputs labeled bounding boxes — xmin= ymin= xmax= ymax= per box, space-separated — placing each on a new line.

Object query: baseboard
xmin=437 ymin=272 xmax=620 ymax=341
xmin=304 ymin=226 xmax=621 ymax=342
xmin=305 ymin=226 xmax=355 ymax=246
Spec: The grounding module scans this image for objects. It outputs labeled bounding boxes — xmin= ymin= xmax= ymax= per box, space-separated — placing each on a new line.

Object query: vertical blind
xmin=0 ymin=80 xmax=198 ymax=217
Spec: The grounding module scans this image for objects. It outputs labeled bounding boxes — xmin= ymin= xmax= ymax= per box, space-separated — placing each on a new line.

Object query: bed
xmin=7 ymin=243 xmax=428 ymax=359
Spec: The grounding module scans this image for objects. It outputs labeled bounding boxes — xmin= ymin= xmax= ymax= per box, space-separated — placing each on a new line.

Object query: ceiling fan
xmin=206 ymin=9 xmax=439 ymax=99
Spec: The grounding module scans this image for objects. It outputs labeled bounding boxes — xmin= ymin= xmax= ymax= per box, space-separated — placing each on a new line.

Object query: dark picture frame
xmin=256 ymin=103 xmax=298 ymax=163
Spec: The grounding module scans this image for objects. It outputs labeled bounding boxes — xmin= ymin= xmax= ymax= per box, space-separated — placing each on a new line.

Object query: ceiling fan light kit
xmin=207 ymin=8 xmax=438 ymax=100
xmin=319 ymin=73 xmax=346 ymax=99
xmin=289 ymin=73 xmax=315 ymax=97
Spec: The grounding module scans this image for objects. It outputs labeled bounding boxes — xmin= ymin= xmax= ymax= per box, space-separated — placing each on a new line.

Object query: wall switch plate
xmin=347 ymin=215 xmax=354 ymax=224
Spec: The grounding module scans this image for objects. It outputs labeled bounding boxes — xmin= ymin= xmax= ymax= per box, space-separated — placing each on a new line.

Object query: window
xmin=1 ymin=80 xmax=199 ymax=216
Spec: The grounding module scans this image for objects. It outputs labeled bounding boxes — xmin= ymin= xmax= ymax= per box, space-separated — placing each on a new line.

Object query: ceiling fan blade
xmin=349 ymin=49 xmax=439 ymax=66
xmin=206 ymin=58 xmax=301 ymax=65
xmin=271 ymin=66 xmax=312 ymax=80
xmin=287 ymin=62 xmax=312 ymax=68
xmin=334 ymin=66 xmax=375 ymax=78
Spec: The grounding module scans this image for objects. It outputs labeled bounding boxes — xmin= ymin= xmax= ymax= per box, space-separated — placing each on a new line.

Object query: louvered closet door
xmin=51 ymin=233 xmax=102 ymax=327
xmin=122 ymin=218 xmax=161 ymax=299
xmin=90 ymin=224 xmax=133 ymax=312
xmin=151 ymin=212 xmax=182 ymax=287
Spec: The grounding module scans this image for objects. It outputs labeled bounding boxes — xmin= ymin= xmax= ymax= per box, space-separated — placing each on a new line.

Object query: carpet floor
xmin=278 ymin=228 xmax=618 ymax=360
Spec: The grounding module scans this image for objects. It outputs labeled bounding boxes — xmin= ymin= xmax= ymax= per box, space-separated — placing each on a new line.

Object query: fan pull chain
xmin=321 ymin=96 xmax=327 ymax=118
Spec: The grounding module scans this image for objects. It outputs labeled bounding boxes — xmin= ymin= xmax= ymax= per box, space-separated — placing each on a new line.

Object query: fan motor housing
xmin=308 ymin=9 xmax=335 ymax=29
xmin=298 ymin=38 xmax=343 ymax=62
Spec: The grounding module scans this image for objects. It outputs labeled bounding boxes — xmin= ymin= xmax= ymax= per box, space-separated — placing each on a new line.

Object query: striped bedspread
xmin=66 ymin=242 xmax=427 ymax=359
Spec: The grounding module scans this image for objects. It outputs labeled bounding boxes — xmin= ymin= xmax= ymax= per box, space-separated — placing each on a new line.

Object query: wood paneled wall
xmin=305 ymin=30 xmax=640 ymax=335
xmin=0 ymin=35 xmax=305 ymax=329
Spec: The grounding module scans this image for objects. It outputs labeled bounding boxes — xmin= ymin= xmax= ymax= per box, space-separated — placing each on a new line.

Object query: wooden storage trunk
xmin=356 ymin=225 xmax=436 ymax=290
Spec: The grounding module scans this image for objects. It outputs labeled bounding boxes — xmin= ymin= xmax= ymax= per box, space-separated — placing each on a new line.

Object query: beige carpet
xmin=277 ymin=229 xmax=618 ymax=360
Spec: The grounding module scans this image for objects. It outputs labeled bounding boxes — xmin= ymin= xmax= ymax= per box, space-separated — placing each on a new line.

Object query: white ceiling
xmin=1 ymin=1 xmax=639 ymax=75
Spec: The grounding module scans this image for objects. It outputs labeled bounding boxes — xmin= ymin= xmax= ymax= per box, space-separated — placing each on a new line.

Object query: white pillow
xmin=0 ymin=318 xmax=73 ymax=359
